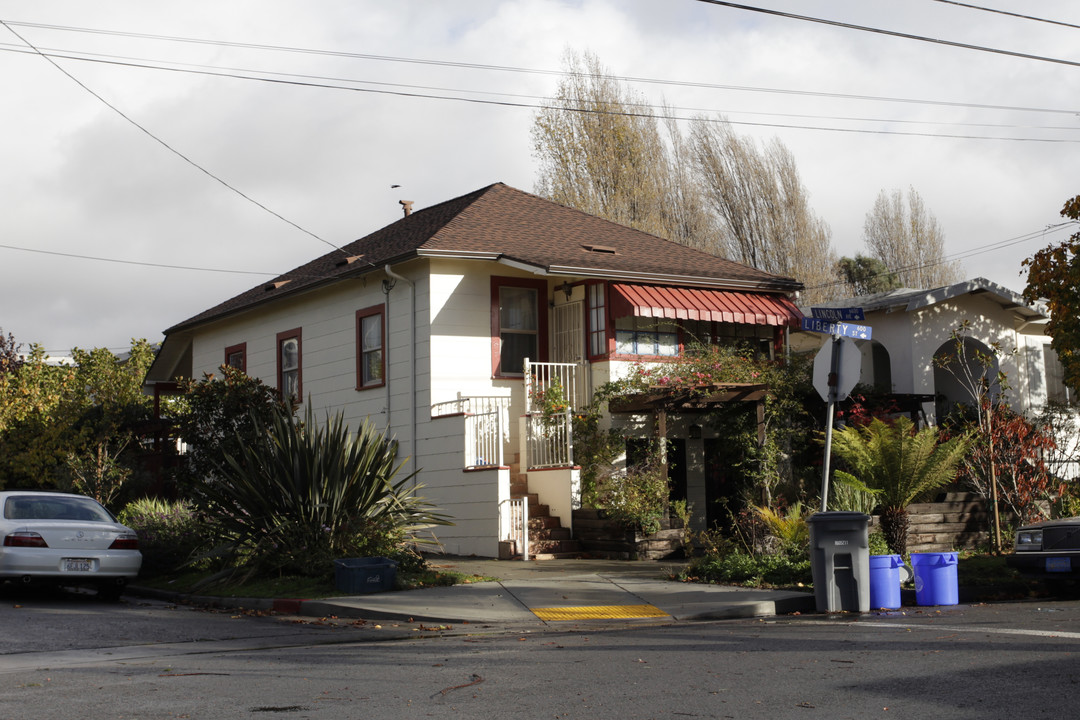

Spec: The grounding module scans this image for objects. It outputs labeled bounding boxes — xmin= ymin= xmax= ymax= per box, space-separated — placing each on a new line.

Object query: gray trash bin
xmin=807 ymin=511 xmax=871 ymax=612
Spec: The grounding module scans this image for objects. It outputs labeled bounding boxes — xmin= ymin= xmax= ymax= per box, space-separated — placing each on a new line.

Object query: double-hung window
xmin=491 ymin=276 xmax=548 ymax=377
xmin=277 ymin=328 xmax=301 ymax=402
xmin=356 ymin=305 xmax=385 ymax=389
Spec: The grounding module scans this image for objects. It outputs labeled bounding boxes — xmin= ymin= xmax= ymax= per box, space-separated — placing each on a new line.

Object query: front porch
xmin=427 ymin=359 xmax=584 ymax=559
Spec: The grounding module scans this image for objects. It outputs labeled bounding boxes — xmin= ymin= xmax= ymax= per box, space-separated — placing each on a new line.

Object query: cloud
xmin=1 ymin=0 xmax=1077 ymax=352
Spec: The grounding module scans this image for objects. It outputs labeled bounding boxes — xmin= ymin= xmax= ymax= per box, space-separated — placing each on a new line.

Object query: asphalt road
xmin=2 ymin=585 xmax=1079 ymax=720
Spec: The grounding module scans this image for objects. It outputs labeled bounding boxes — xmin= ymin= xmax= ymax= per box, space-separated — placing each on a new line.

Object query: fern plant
xmin=831 ymin=416 xmax=970 ymax=555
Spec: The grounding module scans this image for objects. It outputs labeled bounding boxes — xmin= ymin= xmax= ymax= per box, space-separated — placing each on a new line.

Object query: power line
xmin=0 ymin=242 xmax=279 ymax=276
xmin=806 ymin=221 xmax=1080 ymax=292
xmin=4 ymin=21 xmax=1080 ymax=116
xmin=4 ymin=43 xmax=1079 ymax=136
xmin=929 ymin=0 xmax=1080 ymax=30
xmin=0 ymin=21 xmax=346 ymax=256
xmin=695 ymin=0 xmax=1080 ymax=69
xmin=3 ymin=44 xmax=1077 ymax=144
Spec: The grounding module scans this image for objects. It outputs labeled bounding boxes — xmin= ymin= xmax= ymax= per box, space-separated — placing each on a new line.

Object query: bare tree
xmin=532 ymin=50 xmax=674 ymax=240
xmin=532 ymin=51 xmax=837 ymax=302
xmin=688 ymin=119 xmax=836 ymax=303
xmin=863 ymin=187 xmax=961 ymax=289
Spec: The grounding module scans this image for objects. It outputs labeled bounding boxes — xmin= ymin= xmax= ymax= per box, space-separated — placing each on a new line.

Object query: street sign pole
xmin=820 ymin=334 xmax=841 ymax=512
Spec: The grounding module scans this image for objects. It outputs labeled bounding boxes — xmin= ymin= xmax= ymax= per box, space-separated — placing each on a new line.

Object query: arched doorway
xmin=932 ymin=336 xmax=1000 ymax=422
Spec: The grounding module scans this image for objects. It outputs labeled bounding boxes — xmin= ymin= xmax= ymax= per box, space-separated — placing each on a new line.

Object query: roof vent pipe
xmin=399 ymin=200 xmax=414 ymax=217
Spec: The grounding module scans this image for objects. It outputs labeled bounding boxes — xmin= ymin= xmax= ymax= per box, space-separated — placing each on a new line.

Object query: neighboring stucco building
xmin=794 ymin=277 xmax=1072 ymax=425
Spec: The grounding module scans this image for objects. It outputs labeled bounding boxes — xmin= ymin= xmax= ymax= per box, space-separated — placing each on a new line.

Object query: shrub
xmin=193 ymin=406 xmax=450 ymax=583
xmin=686 ymin=550 xmax=811 ymax=587
xmin=593 ymin=451 xmax=669 ymax=534
xmin=754 ymin=502 xmax=810 ymax=553
xmin=118 ymin=497 xmax=206 ymax=577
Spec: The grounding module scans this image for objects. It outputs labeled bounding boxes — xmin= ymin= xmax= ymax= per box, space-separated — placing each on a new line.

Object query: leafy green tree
xmin=836 ymin=255 xmax=902 ymax=296
xmin=194 ymin=405 xmax=450 ymax=581
xmin=64 ymin=341 xmax=156 ymax=503
xmin=1023 ymin=194 xmax=1080 ymax=392
xmin=831 ymin=416 xmax=970 ymax=556
xmin=173 ymin=365 xmax=294 ymax=484
xmin=0 ymin=328 xmax=21 ymax=378
xmin=0 ymin=340 xmax=155 ymax=496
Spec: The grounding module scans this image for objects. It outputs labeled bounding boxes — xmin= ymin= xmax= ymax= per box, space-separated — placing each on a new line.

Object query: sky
xmin=2 ymin=0 xmax=1078 ymax=356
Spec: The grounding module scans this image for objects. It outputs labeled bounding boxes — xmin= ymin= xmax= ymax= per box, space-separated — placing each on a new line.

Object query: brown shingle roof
xmin=166 ymin=183 xmax=801 ymax=334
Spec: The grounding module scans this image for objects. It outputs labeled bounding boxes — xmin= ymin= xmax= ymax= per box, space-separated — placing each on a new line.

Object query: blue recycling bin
xmin=868 ymin=554 xmax=904 ymax=609
xmin=910 ymin=552 xmax=959 ymax=606
xmin=334 ymin=557 xmax=398 ymax=594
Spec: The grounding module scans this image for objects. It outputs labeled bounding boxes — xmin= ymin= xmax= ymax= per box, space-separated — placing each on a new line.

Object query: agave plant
xmin=194 ymin=405 xmax=450 ymax=582
xmin=831 ymin=416 xmax=969 ymax=556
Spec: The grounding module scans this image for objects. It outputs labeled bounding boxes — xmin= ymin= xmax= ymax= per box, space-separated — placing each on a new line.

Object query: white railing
xmin=464 ymin=410 xmax=504 ymax=469
xmin=500 ymin=496 xmax=529 ymax=561
xmin=431 ymin=395 xmax=512 ymax=418
xmin=525 ymin=410 xmax=573 ymax=469
xmin=524 ymin=359 xmax=586 ymax=413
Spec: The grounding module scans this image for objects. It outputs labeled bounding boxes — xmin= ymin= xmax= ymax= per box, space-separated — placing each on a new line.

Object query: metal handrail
xmin=524 ymin=359 xmax=584 ymax=413
xmin=464 ymin=410 xmax=504 ymax=469
xmin=431 ymin=395 xmax=511 ymax=418
xmin=500 ymin=496 xmax=529 ymax=561
xmin=525 ymin=410 xmax=573 ymax=469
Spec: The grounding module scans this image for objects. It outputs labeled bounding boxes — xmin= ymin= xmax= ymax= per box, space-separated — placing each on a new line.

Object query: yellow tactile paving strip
xmin=531 ymin=604 xmax=671 ymax=621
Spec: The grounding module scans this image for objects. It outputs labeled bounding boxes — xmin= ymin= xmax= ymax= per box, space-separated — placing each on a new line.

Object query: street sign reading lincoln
xmin=810 ymin=306 xmax=865 ymax=322
xmin=801 ymin=317 xmax=873 ymax=340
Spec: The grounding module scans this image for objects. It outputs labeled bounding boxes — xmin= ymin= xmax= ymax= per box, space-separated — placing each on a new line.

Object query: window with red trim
xmin=587 ymin=282 xmax=609 ymax=359
xmin=224 ymin=342 xmax=246 ymax=373
xmin=491 ymin=276 xmax=549 ymax=377
xmin=277 ymin=328 xmax=302 ymax=402
xmin=356 ymin=305 xmax=385 ymax=389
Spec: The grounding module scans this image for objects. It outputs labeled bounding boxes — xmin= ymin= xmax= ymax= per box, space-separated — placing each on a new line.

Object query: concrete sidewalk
xmin=172 ymin=557 xmax=817 ymax=626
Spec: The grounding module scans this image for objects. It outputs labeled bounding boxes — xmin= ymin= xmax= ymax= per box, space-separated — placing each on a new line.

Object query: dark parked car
xmin=1007 ymin=517 xmax=1080 ymax=579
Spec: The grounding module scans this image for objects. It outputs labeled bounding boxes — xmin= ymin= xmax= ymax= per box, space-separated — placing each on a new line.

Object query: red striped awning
xmin=610 ymin=284 xmax=804 ymax=327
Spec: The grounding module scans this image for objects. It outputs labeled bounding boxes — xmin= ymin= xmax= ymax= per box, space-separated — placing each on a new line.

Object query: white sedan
xmin=0 ymin=490 xmax=143 ymax=600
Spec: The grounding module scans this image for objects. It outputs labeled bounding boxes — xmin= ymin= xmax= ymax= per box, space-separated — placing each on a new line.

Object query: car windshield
xmin=4 ymin=496 xmax=115 ymax=523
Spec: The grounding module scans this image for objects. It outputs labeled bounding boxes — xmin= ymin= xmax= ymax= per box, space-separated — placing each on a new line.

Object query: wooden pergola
xmin=608 ymin=382 xmax=769 ymax=483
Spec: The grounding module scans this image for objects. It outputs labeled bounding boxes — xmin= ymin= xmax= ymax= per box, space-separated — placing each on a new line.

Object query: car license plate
xmin=62 ymin=559 xmax=94 ymax=572
xmin=1046 ymin=557 xmax=1072 ymax=573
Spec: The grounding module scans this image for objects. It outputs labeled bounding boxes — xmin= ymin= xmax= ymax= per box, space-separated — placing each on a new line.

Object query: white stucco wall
xmin=793 ymin=290 xmax=1055 ymax=423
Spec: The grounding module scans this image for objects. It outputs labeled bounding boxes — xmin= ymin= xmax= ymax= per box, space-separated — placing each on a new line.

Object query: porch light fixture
xmin=689 ymin=424 xmax=702 ymax=439
xmin=559 ymin=282 xmax=574 ymax=300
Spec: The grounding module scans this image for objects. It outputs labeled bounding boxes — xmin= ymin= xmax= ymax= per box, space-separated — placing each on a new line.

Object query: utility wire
xmin=930 ymin=0 xmax=1080 ymax=30
xmin=4 ymin=21 xmax=1080 ymax=116
xmin=3 ymin=45 xmax=1076 ymax=144
xmin=0 ymin=21 xmax=345 ymax=256
xmin=695 ymin=0 xmax=1080 ymax=69
xmin=4 ymin=43 xmax=1079 ymax=135
xmin=806 ymin=221 xmax=1080 ymax=291
xmin=0 ymin=242 xmax=279 ymax=277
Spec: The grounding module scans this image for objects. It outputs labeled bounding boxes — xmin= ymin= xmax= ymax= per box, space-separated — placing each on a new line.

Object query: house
xmin=793 ymin=277 xmax=1079 ymax=479
xmin=145 ymin=183 xmax=804 ymax=557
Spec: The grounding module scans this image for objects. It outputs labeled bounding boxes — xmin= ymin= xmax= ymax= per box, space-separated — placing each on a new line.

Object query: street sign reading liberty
xmin=801 ymin=317 xmax=872 ymax=340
